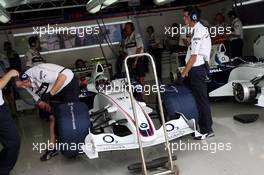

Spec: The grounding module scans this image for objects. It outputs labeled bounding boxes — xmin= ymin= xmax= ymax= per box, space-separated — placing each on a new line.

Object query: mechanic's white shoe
xmin=194 ymin=131 xmax=215 ymax=140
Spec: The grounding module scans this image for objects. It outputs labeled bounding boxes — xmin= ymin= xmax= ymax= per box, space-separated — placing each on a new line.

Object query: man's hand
xmin=38 ymin=101 xmax=52 ymax=113
xmin=0 ymin=69 xmax=19 ymax=89
xmin=8 ymin=69 xmax=19 ymax=78
xmin=181 ymin=72 xmax=188 ymax=78
xmin=133 ymin=59 xmax=138 ymax=69
xmin=175 ymin=76 xmax=184 ymax=85
xmin=181 ymin=54 xmax=197 ymax=78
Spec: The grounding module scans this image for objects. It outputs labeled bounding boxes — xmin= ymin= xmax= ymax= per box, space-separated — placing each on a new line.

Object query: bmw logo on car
xmin=140 ymin=123 xmax=148 ymax=128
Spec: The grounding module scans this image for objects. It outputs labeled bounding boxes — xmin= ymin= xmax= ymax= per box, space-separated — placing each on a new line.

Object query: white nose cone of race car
xmin=132 ymin=101 xmax=157 ymax=142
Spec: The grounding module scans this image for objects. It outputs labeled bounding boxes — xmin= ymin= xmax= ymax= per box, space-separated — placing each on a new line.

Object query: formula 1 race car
xmin=175 ymin=44 xmax=262 ymax=93
xmin=81 ymin=63 xmax=201 ymax=159
xmin=172 ymin=44 xmax=236 ymax=92
xmin=206 ymin=44 xmax=263 ymax=93
xmin=209 ymin=62 xmax=264 ymax=108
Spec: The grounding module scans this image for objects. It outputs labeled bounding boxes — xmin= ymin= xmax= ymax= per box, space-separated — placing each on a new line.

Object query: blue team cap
xmin=19 ymin=73 xmax=29 ymax=81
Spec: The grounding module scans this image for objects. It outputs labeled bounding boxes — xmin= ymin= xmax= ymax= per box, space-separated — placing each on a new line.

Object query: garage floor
xmin=11 ymin=99 xmax=264 ymax=175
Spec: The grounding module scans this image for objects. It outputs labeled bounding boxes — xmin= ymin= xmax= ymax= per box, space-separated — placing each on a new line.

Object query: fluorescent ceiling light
xmin=243 ymin=24 xmax=264 ymax=29
xmin=0 ymin=1 xmax=6 ymax=8
xmin=89 ymin=5 xmax=103 ymax=14
xmin=0 ymin=4 xmax=10 ymax=23
xmin=154 ymin=0 xmax=175 ymax=6
xmin=104 ymin=0 xmax=118 ymax=6
xmin=234 ymin=0 xmax=263 ymax=7
xmin=0 ymin=14 xmax=9 ymax=23
xmin=86 ymin=0 xmax=118 ymax=14
xmin=87 ymin=0 xmax=101 ymax=13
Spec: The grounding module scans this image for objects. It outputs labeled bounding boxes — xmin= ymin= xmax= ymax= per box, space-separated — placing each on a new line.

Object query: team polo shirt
xmin=25 ymin=48 xmax=45 ymax=67
xmin=185 ymin=22 xmax=212 ymax=67
xmin=230 ymin=18 xmax=243 ymax=41
xmin=25 ymin=63 xmax=74 ymax=102
xmin=124 ymin=32 xmax=144 ymax=56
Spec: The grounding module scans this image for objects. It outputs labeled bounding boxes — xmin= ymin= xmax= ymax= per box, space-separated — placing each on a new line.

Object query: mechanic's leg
xmin=5 ymin=93 xmax=18 ymax=117
xmin=40 ymin=114 xmax=59 ymax=161
xmin=49 ymin=115 xmax=56 ymax=148
xmin=0 ymin=105 xmax=20 ymax=175
xmin=154 ymin=50 xmax=162 ymax=81
xmin=237 ymin=39 xmax=243 ymax=57
xmin=189 ymin=66 xmax=213 ymax=134
xmin=230 ymin=39 xmax=243 ymax=58
xmin=139 ymin=76 xmax=145 ymax=101
xmin=139 ymin=76 xmax=145 ymax=86
xmin=3 ymin=83 xmax=18 ymax=117
xmin=115 ymin=56 xmax=123 ymax=78
xmin=191 ymin=82 xmax=213 ymax=134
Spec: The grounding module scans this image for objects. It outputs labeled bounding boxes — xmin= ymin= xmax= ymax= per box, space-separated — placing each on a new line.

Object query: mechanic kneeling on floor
xmin=180 ymin=6 xmax=214 ymax=140
xmin=16 ymin=63 xmax=80 ymax=161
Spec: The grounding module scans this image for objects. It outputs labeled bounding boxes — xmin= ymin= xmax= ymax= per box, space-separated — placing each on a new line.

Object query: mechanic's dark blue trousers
xmin=188 ymin=65 xmax=213 ymax=134
xmin=0 ymin=105 xmax=20 ymax=175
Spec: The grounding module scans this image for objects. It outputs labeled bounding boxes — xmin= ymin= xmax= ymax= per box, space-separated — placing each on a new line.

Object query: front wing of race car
xmin=82 ymin=115 xmax=200 ymax=159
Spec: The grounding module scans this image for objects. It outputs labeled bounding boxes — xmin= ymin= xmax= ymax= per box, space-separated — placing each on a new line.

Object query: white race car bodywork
xmin=209 ymin=63 xmax=264 ymax=107
xmin=210 ymin=44 xmax=230 ymax=67
xmin=82 ymin=78 xmax=199 ymax=159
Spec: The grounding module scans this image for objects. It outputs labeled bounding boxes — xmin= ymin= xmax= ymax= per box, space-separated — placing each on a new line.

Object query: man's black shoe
xmin=40 ymin=148 xmax=59 ymax=161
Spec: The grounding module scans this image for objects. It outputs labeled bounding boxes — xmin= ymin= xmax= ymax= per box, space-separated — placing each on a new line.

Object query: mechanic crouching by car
xmin=180 ymin=6 xmax=214 ymax=140
xmin=16 ymin=63 xmax=80 ymax=161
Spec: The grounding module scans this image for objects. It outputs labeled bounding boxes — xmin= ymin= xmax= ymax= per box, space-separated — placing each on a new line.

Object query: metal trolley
xmin=124 ymin=53 xmax=178 ymax=175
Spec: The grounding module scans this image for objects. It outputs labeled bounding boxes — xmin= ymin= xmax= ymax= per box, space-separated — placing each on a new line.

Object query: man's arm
xmin=0 ymin=70 xmax=19 ymax=89
xmin=38 ymin=66 xmax=67 ymax=96
xmin=181 ymin=28 xmax=204 ymax=77
xmin=182 ymin=38 xmax=190 ymax=46
xmin=182 ymin=55 xmax=197 ymax=77
xmin=25 ymin=87 xmax=51 ymax=112
xmin=133 ymin=34 xmax=144 ymax=67
xmin=151 ymin=35 xmax=162 ymax=48
xmin=50 ymin=73 xmax=67 ymax=96
xmin=25 ymin=88 xmax=41 ymax=103
xmin=38 ymin=101 xmax=52 ymax=113
xmin=226 ymin=22 xmax=242 ymax=39
xmin=133 ymin=47 xmax=143 ymax=67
